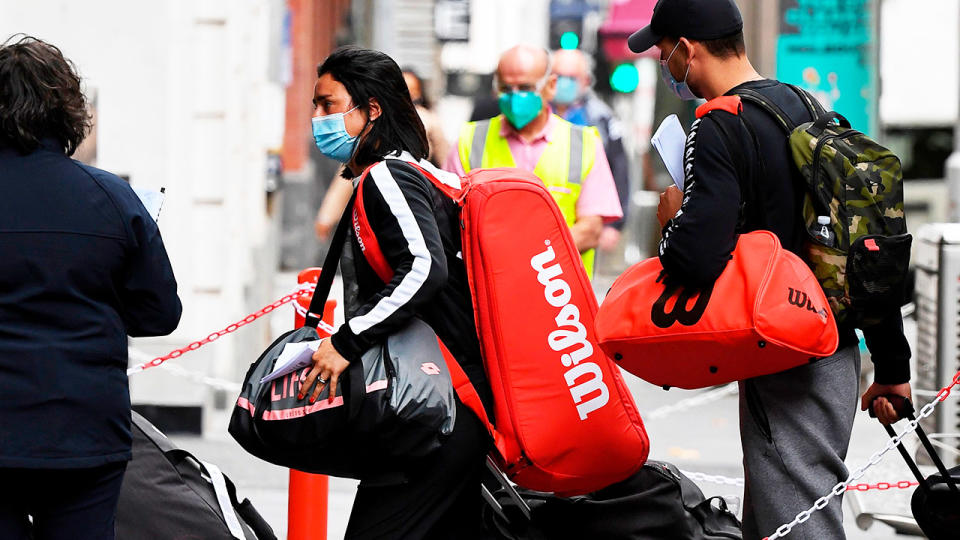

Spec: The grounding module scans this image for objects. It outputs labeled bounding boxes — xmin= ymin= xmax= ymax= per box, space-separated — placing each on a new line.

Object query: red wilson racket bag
xmin=595 ymin=230 xmax=839 ymax=390
xmin=354 ymin=160 xmax=649 ymax=495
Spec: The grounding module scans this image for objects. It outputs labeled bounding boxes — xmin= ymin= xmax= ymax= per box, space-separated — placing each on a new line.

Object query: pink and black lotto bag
xmin=229 ymin=200 xmax=462 ymax=480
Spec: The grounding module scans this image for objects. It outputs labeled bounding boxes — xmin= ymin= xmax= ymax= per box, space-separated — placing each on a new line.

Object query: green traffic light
xmin=610 ymin=63 xmax=639 ymax=93
xmin=560 ymin=31 xmax=580 ymax=50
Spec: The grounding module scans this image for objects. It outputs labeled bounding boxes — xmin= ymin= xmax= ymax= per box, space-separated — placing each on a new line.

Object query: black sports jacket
xmin=658 ymin=80 xmax=910 ymax=384
xmin=330 ymin=153 xmax=490 ymax=402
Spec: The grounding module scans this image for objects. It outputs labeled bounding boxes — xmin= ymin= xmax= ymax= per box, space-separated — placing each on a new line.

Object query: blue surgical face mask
xmin=311 ymin=105 xmax=359 ymax=162
xmin=553 ymin=75 xmax=580 ymax=105
xmin=660 ymin=41 xmax=698 ymax=101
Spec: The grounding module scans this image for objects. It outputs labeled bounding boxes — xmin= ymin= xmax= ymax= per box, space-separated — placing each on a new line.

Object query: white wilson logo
xmin=530 ymin=241 xmax=609 ymax=420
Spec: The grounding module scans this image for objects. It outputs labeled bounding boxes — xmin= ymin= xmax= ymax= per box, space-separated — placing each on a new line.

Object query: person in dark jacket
xmin=0 ymin=36 xmax=182 ymax=540
xmin=629 ymin=1 xmax=911 ymax=538
xmin=299 ymin=45 xmax=491 ymax=539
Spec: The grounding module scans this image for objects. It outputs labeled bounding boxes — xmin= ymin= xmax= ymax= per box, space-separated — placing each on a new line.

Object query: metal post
xmin=287 ymin=268 xmax=336 ymax=540
xmin=947 ymin=4 xmax=960 ymax=221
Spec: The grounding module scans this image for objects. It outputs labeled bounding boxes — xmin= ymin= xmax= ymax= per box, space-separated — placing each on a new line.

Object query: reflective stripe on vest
xmin=457 ymin=114 xmax=599 ymax=277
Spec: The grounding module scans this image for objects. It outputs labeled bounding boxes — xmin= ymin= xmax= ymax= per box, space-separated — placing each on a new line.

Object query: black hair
xmin=401 ymin=66 xmax=431 ymax=109
xmin=699 ymin=31 xmax=746 ymax=59
xmin=317 ymin=46 xmax=428 ymax=176
xmin=0 ymin=35 xmax=91 ymax=155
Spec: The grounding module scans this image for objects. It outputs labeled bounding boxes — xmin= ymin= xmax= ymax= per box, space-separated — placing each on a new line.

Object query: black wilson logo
xmin=651 ymin=272 xmax=714 ymax=329
xmin=787 ymin=287 xmax=828 ymax=319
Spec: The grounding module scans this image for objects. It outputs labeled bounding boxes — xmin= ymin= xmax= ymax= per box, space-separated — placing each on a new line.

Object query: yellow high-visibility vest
xmin=457 ymin=114 xmax=600 ymax=277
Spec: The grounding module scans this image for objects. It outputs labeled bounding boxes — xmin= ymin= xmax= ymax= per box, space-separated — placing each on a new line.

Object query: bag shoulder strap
xmin=200 ymin=460 xmax=248 ymax=540
xmin=437 ymin=339 xmax=506 ymax=458
xmin=352 ymin=160 xmax=465 ymax=285
xmin=733 ymin=87 xmax=796 ymax=135
xmin=304 ymin=191 xmax=356 ymax=328
xmin=353 ymin=169 xmax=395 ymax=283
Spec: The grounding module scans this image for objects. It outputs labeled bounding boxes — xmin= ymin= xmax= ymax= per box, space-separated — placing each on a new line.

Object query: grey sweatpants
xmin=739 ymin=345 xmax=860 ymax=540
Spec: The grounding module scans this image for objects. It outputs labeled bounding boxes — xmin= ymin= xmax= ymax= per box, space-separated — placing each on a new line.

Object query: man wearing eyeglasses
xmin=443 ymin=44 xmax=622 ymax=279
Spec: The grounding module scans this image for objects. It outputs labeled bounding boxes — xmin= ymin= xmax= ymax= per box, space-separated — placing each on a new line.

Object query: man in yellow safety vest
xmin=443 ymin=45 xmax=622 ymax=278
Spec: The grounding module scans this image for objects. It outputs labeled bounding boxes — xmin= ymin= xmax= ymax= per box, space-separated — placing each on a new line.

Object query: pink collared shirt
xmin=442 ymin=113 xmax=623 ymax=223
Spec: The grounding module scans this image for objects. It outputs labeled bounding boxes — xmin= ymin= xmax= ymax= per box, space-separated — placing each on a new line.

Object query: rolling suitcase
xmin=869 ymin=395 xmax=960 ymax=539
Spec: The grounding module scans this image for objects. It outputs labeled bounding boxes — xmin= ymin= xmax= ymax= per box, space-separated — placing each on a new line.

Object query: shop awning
xmin=599 ymin=0 xmax=658 ymax=61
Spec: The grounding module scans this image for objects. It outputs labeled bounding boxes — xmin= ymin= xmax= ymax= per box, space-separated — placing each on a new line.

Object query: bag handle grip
xmin=870 ymin=395 xmax=960 ymax=494
xmin=810 ymin=111 xmax=851 ymax=137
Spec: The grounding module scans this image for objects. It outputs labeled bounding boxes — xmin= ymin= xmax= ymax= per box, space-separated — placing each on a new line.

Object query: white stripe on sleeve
xmin=348 ymin=161 xmax=433 ymax=335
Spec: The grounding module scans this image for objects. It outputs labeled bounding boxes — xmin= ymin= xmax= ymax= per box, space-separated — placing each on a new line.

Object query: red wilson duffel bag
xmin=354 ymin=157 xmax=649 ymax=495
xmin=595 ymin=230 xmax=839 ymax=389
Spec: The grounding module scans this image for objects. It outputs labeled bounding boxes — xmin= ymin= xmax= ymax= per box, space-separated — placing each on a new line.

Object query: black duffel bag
xmin=118 ymin=412 xmax=276 ymax=540
xmin=229 ymin=198 xmax=460 ymax=480
xmin=483 ymin=460 xmax=741 ymax=540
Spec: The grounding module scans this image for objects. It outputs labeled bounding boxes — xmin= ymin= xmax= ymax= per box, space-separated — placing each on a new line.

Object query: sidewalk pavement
xmin=164 ymin=271 xmax=924 ymax=539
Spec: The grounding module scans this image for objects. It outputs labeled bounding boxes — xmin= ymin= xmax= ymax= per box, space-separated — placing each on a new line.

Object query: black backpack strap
xmin=733 ymin=87 xmax=796 ymax=134
xmin=303 ymin=192 xmax=356 ymax=328
xmin=727 ymin=83 xmax=826 ymax=230
xmin=785 ymin=84 xmax=825 ymax=117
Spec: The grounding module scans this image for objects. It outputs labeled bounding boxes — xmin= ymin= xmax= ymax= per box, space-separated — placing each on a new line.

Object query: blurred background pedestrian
xmin=551 ymin=47 xmax=632 ymax=252
xmin=443 ymin=44 xmax=622 ymax=278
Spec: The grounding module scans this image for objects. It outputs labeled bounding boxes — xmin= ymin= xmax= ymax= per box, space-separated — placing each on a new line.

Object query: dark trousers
xmin=346 ymin=400 xmax=489 ymax=539
xmin=0 ymin=461 xmax=127 ymax=540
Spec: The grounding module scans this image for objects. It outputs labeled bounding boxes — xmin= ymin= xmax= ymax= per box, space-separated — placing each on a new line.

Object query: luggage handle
xmin=869 ymin=395 xmax=960 ymax=495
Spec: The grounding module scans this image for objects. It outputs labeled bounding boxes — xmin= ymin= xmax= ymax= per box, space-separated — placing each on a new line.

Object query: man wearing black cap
xmin=629 ymin=1 xmax=912 ymax=539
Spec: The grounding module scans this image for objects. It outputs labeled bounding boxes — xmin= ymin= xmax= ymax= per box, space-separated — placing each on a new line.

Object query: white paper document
xmin=259 ymin=339 xmax=322 ymax=384
xmin=134 ymin=187 xmax=166 ymax=222
xmin=651 ymin=114 xmax=687 ymax=190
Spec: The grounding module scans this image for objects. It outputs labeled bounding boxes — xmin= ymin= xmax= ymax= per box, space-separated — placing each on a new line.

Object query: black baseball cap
xmin=628 ymin=0 xmax=744 ymax=53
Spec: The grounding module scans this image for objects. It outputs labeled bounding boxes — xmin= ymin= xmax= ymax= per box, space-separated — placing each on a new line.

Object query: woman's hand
xmin=299 ymin=338 xmax=351 ymax=403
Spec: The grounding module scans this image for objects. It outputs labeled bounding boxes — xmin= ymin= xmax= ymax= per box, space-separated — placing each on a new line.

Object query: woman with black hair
xmin=299 ymin=45 xmax=491 ymax=539
xmin=0 ymin=36 xmax=181 ymax=539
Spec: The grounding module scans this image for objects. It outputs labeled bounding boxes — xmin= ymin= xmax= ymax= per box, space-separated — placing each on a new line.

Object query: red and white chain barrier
xmin=763 ymin=370 xmax=960 ymax=539
xmin=681 ymin=469 xmax=920 ymax=494
xmin=124 ymin=284 xmax=948 ymax=538
xmin=127 ymin=283 xmax=332 ymax=377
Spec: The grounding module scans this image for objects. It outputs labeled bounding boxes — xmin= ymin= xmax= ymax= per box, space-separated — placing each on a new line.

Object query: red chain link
xmin=936 ymin=370 xmax=960 ymax=401
xmin=846 ymin=480 xmax=919 ymax=492
xmin=128 ymin=285 xmax=315 ymax=374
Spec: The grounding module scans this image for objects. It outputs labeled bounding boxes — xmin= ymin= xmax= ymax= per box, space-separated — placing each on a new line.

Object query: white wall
xmin=439 ymin=0 xmax=551 ymax=74
xmin=0 ymin=0 xmax=286 ymax=422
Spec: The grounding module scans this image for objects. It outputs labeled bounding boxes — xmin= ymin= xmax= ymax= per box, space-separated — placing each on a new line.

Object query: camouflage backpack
xmin=733 ymin=84 xmax=912 ymax=326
